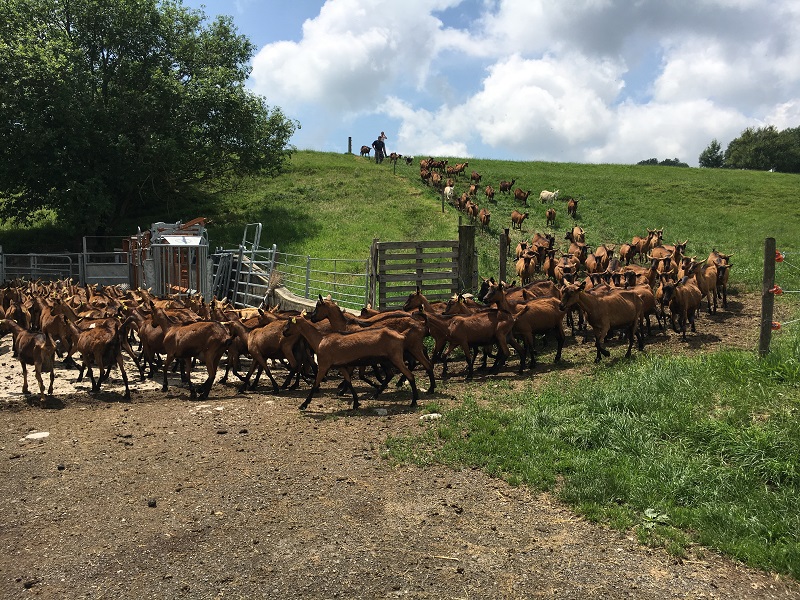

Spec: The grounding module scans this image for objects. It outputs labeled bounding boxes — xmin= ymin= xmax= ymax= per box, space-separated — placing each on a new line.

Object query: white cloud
xmin=250 ymin=0 xmax=458 ymax=112
xmin=585 ymin=100 xmax=750 ymax=164
xmin=765 ymin=101 xmax=800 ymax=131
xmin=246 ymin=0 xmax=800 ymax=164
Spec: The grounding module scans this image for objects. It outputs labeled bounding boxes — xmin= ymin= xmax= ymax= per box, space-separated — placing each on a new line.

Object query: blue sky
xmin=183 ymin=0 xmax=800 ymax=166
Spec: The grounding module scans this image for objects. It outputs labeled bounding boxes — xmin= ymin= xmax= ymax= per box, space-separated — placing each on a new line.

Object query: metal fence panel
xmin=82 ymin=252 xmax=130 ymax=287
xmin=272 ymin=251 xmax=369 ymax=311
xmin=0 ymin=253 xmax=78 ymax=283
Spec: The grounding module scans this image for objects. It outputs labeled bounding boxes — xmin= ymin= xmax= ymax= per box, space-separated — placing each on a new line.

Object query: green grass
xmin=387 ymin=330 xmax=800 ymax=577
xmin=4 ymin=150 xmax=800 ymax=576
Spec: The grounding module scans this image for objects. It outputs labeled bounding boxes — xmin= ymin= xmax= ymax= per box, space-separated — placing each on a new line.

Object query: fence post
xmin=369 ymin=238 xmax=378 ymax=308
xmin=759 ymin=237 xmax=777 ymax=357
xmin=458 ymin=224 xmax=477 ymax=292
xmin=231 ymin=244 xmax=245 ymax=306
xmin=499 ymin=228 xmax=509 ymax=283
xmin=364 ymin=258 xmax=370 ymax=308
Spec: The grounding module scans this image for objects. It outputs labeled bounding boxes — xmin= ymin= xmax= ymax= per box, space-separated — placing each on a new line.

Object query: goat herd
xmin=412 ymin=155 xmax=568 ymax=234
xmin=1 ymin=222 xmax=731 ymax=411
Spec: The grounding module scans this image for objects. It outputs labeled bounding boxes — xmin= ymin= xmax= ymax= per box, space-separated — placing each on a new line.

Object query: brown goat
xmin=62 ymin=315 xmax=133 ymax=399
xmin=618 ymin=243 xmax=634 ymax=265
xmin=565 ymin=226 xmax=585 ymax=244
xmin=282 ymin=314 xmax=419 ymax=410
xmin=687 ymin=260 xmax=718 ymax=314
xmin=228 ymin=316 xmax=305 ymax=394
xmin=484 ymin=185 xmax=495 ymax=203
xmin=511 ymin=209 xmax=529 ymax=230
xmin=707 ymin=249 xmax=733 ymax=309
xmin=515 ymin=253 xmax=537 ymax=285
xmin=558 ymin=281 xmax=644 ymax=362
xmin=545 ymin=207 xmax=556 ymax=227
xmin=513 ymin=188 xmax=532 ymax=205
xmin=499 ymin=179 xmax=515 ymax=194
xmin=567 ymin=198 xmax=578 ymax=218
xmin=310 ymin=295 xmax=435 ymax=393
xmin=478 ymin=208 xmax=491 ymax=229
xmin=149 ymin=302 xmax=233 ymax=399
xmin=482 ymin=282 xmax=566 ymax=372
xmin=621 ymin=274 xmax=662 ymax=335
xmin=630 ymin=229 xmax=658 ymax=263
xmin=660 ymin=276 xmax=703 ymax=339
xmin=424 ymin=303 xmax=523 ymax=380
xmin=0 ymin=319 xmax=56 ymax=404
xmin=465 ymin=200 xmax=480 ymax=221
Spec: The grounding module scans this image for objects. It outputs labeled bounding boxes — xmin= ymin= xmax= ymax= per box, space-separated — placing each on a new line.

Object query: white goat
xmin=539 ymin=189 xmax=560 ymax=203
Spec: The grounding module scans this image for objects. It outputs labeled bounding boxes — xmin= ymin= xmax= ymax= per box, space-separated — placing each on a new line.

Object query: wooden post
xmin=759 ymin=237 xmax=777 ymax=356
xmin=499 ymin=228 xmax=509 ymax=283
xmin=348 ymin=136 xmax=352 ymax=154
xmin=369 ymin=238 xmax=379 ymax=309
xmin=458 ymin=225 xmax=476 ymax=293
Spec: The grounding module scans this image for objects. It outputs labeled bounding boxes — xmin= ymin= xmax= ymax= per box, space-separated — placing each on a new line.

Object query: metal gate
xmin=0 ymin=251 xmax=78 ymax=282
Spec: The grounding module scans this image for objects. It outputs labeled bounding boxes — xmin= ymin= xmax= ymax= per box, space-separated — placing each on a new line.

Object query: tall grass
xmin=387 ymin=329 xmax=800 ymax=576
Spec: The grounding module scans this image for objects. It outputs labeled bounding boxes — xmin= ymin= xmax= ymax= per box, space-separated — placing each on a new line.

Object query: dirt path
xmin=1 ymin=292 xmax=798 ymax=598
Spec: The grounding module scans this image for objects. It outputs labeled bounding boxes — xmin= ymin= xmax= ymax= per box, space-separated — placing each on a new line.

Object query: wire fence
xmin=273 ymin=251 xmax=370 ymax=311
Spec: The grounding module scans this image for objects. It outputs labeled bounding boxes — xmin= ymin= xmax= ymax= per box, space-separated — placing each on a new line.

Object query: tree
xmin=0 ymin=0 xmax=297 ymax=236
xmin=636 ymin=157 xmax=689 ymax=167
xmin=658 ymin=158 xmax=689 ymax=167
xmin=699 ymin=139 xmax=724 ymax=168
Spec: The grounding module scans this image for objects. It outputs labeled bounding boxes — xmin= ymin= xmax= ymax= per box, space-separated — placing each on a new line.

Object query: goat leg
xmin=21 ymin=363 xmax=30 ymax=395
xmin=299 ymin=390 xmax=315 ymax=410
xmin=594 ymin=328 xmax=611 ymax=362
xmin=117 ymin=355 xmax=131 ymax=401
xmin=34 ymin=363 xmax=47 ymax=403
xmin=238 ymin=362 xmax=256 ymax=394
xmin=88 ymin=366 xmax=100 ymax=392
xmin=625 ymin=324 xmax=635 ymax=358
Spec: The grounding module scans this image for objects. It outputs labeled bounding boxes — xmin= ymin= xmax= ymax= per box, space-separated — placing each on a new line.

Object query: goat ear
xmin=318 ymin=294 xmax=324 ymax=302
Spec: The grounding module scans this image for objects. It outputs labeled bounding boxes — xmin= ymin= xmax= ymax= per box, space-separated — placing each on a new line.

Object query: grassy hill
xmin=3 ymin=150 xmax=798 ymax=292
xmin=194 ymin=151 xmax=799 ymax=292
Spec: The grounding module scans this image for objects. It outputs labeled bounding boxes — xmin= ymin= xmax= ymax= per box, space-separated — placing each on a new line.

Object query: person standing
xmin=372 ymin=135 xmax=386 ymax=164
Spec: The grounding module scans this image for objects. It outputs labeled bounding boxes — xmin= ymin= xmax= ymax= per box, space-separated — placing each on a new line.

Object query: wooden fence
xmin=369 ymin=225 xmax=477 ymax=309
